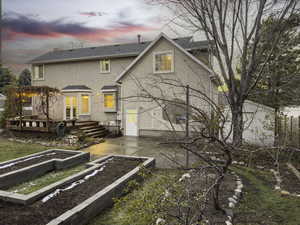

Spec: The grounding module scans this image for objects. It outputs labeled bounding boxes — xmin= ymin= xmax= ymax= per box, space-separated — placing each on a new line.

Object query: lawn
xmin=233 ymin=167 xmax=300 ymax=225
xmin=0 ymin=139 xmax=48 ymax=162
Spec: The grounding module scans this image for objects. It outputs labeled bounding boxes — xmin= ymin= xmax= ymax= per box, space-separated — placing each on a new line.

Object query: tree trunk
xmin=232 ymin=104 xmax=243 ymax=146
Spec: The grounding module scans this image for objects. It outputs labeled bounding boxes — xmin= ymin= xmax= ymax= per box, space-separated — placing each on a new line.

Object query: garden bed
xmin=0 ymin=151 xmax=73 ymax=175
xmin=0 ymin=155 xmax=155 ymax=225
xmin=0 ymin=149 xmax=90 ymax=189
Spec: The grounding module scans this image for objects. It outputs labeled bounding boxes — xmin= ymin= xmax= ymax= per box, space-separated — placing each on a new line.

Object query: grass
xmin=89 ymin=169 xmax=182 ymax=225
xmin=8 ymin=165 xmax=86 ymax=194
xmin=233 ymin=166 xmax=300 ymax=225
xmin=0 ymin=139 xmax=48 ymax=163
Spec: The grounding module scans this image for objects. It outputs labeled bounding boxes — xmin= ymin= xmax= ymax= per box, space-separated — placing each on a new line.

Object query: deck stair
xmin=72 ymin=121 xmax=108 ymax=138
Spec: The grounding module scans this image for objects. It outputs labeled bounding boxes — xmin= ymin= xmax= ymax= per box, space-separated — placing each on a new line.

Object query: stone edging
xmin=224 ymin=171 xmax=244 ymax=225
xmin=270 ymin=165 xmax=300 ymax=198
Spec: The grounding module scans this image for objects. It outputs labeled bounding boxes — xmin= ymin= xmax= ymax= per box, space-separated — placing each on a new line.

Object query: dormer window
xmin=33 ymin=65 xmax=44 ymax=80
xmin=100 ymin=59 xmax=110 ymax=73
xmin=153 ymin=51 xmax=174 ymax=73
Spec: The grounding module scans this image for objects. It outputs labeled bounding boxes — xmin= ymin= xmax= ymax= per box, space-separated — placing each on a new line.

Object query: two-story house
xmin=30 ymin=33 xmax=218 ymax=137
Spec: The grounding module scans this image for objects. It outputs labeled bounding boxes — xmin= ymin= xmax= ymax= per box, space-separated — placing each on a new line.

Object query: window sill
xmin=100 ymin=71 xmax=111 ymax=74
xmin=104 ymin=108 xmax=117 ymax=113
xmin=79 ymin=113 xmax=91 ymax=116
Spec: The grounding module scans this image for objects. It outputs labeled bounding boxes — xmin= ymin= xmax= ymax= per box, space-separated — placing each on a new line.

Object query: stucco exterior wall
xmin=120 ymin=38 xmax=218 ymax=135
xmin=32 ymin=57 xmax=134 ymax=121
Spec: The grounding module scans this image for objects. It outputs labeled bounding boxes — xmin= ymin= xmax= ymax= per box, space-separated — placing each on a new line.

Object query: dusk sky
xmin=2 ymin=0 xmax=190 ymax=75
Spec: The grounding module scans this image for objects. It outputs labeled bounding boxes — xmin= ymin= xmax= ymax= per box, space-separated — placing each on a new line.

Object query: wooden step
xmin=82 ymin=127 xmax=106 ymax=133
xmin=85 ymin=130 xmax=107 ymax=137
xmin=75 ymin=121 xmax=98 ymax=128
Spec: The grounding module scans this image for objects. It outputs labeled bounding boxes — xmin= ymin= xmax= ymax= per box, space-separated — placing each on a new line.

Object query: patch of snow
xmin=42 ymin=165 xmax=106 ymax=203
xmin=179 ymin=173 xmax=191 ymax=182
xmin=156 ymin=218 xmax=165 ymax=224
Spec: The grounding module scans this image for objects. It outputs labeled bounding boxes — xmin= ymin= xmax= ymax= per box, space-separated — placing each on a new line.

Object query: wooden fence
xmin=278 ymin=115 xmax=300 ymax=147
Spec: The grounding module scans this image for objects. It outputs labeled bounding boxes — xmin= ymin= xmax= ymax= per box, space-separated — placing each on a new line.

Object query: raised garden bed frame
xmin=0 ymin=149 xmax=90 ymax=191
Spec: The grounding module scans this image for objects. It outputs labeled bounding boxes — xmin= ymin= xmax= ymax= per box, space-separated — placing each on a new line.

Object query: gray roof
xmin=30 ymin=37 xmax=209 ymax=64
xmin=62 ymin=85 xmax=91 ymax=91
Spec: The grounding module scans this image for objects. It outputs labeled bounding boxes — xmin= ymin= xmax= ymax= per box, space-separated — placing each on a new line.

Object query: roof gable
xmin=115 ymin=33 xmax=214 ymax=83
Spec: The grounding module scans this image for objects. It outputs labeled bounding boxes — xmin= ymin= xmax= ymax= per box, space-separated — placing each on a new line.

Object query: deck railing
xmin=6 ymin=118 xmax=76 ymax=133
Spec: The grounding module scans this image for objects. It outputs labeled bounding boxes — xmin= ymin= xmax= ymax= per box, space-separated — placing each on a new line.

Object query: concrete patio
xmin=84 ymin=136 xmax=199 ymax=168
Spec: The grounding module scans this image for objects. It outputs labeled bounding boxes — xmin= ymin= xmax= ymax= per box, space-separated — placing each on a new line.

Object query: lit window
xmin=34 ymin=65 xmax=44 ymax=80
xmin=104 ymin=93 xmax=115 ymax=108
xmin=100 ymin=59 xmax=110 ymax=73
xmin=154 ymin=51 xmax=173 ymax=73
xmin=81 ymin=95 xmax=90 ymax=114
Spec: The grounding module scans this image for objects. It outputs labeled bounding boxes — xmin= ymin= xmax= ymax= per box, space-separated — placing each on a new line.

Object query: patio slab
xmin=85 ymin=136 xmax=198 ymax=168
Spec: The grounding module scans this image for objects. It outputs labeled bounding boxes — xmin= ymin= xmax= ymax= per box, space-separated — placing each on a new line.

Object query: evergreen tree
xmin=18 ymin=68 xmax=31 ymax=86
xmin=249 ymin=13 xmax=300 ymax=111
xmin=0 ymin=66 xmax=16 ymax=94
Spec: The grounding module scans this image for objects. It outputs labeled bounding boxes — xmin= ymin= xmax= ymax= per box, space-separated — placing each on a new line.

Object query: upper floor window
xmin=100 ymin=59 xmax=110 ymax=73
xmin=34 ymin=65 xmax=44 ymax=80
xmin=153 ymin=51 xmax=174 ymax=73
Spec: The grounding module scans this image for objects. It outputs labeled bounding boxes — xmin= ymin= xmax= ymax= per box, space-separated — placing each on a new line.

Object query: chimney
xmin=137 ymin=34 xmax=141 ymax=44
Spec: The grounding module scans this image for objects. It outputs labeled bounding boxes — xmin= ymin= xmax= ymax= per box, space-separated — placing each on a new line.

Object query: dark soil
xmin=0 ymin=152 xmax=76 ymax=175
xmin=280 ymin=164 xmax=300 ymax=194
xmin=0 ymin=157 xmax=144 ymax=225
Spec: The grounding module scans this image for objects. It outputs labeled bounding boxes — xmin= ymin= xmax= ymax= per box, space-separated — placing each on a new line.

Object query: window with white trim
xmin=103 ymin=92 xmax=117 ymax=112
xmin=100 ymin=59 xmax=110 ymax=73
xmin=34 ymin=65 xmax=44 ymax=80
xmin=153 ymin=51 xmax=174 ymax=73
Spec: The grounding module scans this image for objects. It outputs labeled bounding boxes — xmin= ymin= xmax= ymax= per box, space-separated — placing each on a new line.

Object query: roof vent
xmin=137 ymin=34 xmax=141 ymax=44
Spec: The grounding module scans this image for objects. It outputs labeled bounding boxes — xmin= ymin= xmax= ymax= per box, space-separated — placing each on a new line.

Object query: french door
xmin=65 ymin=96 xmax=78 ymax=120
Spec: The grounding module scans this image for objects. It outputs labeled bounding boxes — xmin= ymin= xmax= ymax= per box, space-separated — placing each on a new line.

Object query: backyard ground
xmin=0 ymin=137 xmax=48 ymax=162
xmin=0 ymin=136 xmax=299 ymax=225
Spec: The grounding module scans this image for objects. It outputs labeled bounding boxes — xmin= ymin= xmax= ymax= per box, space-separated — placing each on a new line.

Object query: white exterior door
xmin=125 ymin=109 xmax=138 ymax=136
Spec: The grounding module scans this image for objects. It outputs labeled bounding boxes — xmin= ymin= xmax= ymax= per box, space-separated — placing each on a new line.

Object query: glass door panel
xmin=65 ymin=96 xmax=77 ymax=120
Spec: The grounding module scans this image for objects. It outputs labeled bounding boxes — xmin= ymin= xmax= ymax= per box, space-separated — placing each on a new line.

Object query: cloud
xmin=2 ymin=14 xmax=156 ymax=42
xmin=79 ymin=11 xmax=105 ymax=17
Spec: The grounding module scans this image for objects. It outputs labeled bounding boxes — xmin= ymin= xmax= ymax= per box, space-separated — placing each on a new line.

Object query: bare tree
xmin=122 ymin=70 xmax=235 ymax=216
xmin=153 ymin=0 xmax=299 ymax=146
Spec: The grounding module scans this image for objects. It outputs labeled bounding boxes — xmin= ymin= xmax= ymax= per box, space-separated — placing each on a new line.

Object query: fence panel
xmin=278 ymin=115 xmax=300 ymax=147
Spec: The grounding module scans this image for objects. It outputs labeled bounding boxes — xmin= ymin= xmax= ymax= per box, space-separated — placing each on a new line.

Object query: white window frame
xmin=100 ymin=59 xmax=111 ymax=74
xmin=153 ymin=50 xmax=174 ymax=74
xmin=80 ymin=94 xmax=91 ymax=115
xmin=33 ymin=64 xmax=45 ymax=80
